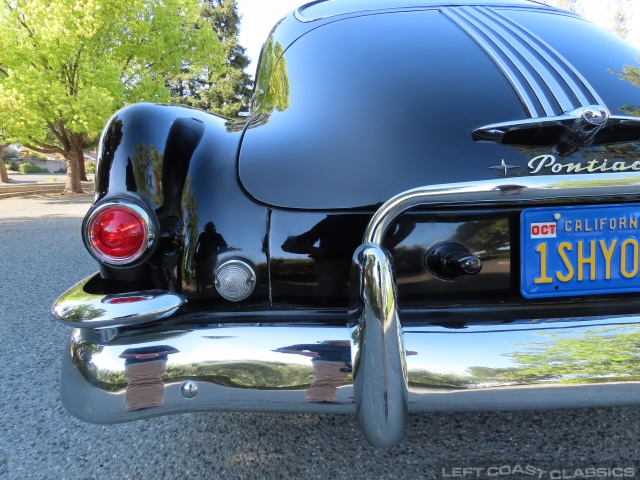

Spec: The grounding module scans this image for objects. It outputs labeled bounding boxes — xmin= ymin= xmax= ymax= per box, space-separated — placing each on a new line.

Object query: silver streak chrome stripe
xmin=441 ymin=6 xmax=607 ymax=118
xmin=476 ymin=7 xmax=607 ymax=108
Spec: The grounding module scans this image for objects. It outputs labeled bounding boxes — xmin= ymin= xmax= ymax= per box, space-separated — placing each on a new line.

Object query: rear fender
xmin=93 ymin=103 xmax=270 ymax=303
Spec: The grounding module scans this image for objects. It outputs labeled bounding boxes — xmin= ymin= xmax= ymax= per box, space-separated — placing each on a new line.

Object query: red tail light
xmin=86 ymin=202 xmax=154 ymax=265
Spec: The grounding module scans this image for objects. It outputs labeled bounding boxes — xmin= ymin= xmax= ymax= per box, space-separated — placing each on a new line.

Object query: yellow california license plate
xmin=521 ymin=204 xmax=640 ymax=298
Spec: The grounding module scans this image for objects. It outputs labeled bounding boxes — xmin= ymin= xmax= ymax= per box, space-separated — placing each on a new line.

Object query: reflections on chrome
xmin=52 ymin=274 xmax=185 ymax=328
xmin=120 ymin=346 xmax=179 ymax=410
xmin=364 ymin=172 xmax=640 ymax=245
xmin=252 ymin=36 xmax=290 ymax=115
xmin=272 ymin=341 xmax=351 ymax=403
xmin=405 ymin=319 xmax=640 ymax=390
xmin=60 ymin=317 xmax=640 ymax=426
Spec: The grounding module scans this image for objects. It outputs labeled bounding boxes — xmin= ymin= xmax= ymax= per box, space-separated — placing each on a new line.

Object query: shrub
xmin=54 ymin=167 xmax=67 ymax=174
xmin=85 ymin=161 xmax=96 ymax=174
xmin=26 ymin=151 xmax=48 ymax=160
xmin=8 ymin=161 xmax=19 ymax=171
xmin=19 ymin=162 xmax=49 ymax=174
xmin=2 ymin=147 xmax=20 ymax=159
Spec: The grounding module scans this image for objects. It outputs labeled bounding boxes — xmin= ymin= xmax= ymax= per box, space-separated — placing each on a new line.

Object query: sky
xmin=235 ymin=0 xmax=640 ymax=78
xmin=236 ymin=0 xmax=306 ymax=75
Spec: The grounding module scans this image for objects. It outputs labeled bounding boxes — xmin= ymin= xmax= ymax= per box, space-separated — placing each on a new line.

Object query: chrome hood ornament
xmin=473 ymin=105 xmax=629 ymax=156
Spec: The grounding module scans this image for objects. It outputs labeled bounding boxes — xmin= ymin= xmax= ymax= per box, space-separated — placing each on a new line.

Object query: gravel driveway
xmin=1 ymin=194 xmax=639 ymax=480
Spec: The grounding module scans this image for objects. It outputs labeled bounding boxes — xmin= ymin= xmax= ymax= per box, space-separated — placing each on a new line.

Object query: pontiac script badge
xmin=528 ymin=154 xmax=640 ymax=174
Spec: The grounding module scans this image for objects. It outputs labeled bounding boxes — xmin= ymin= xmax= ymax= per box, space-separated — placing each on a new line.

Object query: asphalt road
xmin=1 ymin=194 xmax=640 ymax=480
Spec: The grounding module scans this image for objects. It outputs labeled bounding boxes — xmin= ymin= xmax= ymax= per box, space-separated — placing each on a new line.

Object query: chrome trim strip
xmin=351 ymin=245 xmax=408 ymax=449
xmin=456 ymin=6 xmax=562 ymax=115
xmin=442 ymin=6 xmax=608 ymax=117
xmin=487 ymin=7 xmax=607 ymax=108
xmin=441 ymin=7 xmax=543 ymax=117
xmin=364 ymin=172 xmax=640 ymax=245
xmin=479 ymin=7 xmax=604 ymax=111
xmin=52 ymin=275 xmax=186 ymax=329
xmin=61 ymin=317 xmax=640 ymax=425
xmin=471 ymin=6 xmax=574 ymax=112
xmin=295 ymin=2 xmax=566 ymax=23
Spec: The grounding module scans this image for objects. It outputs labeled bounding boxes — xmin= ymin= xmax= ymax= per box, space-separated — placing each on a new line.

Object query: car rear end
xmin=52 ymin=1 xmax=640 ymax=448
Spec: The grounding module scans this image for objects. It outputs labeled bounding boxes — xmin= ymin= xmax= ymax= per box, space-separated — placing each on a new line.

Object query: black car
xmin=53 ymin=0 xmax=640 ymax=448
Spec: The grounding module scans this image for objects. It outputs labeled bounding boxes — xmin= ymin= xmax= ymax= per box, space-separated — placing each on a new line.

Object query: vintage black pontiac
xmin=53 ymin=0 xmax=640 ymax=448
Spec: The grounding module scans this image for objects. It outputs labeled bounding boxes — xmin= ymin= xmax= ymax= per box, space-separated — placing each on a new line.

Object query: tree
xmin=0 ymin=121 xmax=10 ymax=183
xmin=540 ymin=0 xmax=582 ymax=14
xmin=500 ymin=326 xmax=640 ymax=383
xmin=612 ymin=0 xmax=631 ymax=40
xmin=0 ymin=142 xmax=9 ymax=183
xmin=170 ymin=0 xmax=253 ymax=117
xmin=0 ymin=78 xmax=12 ymax=183
xmin=254 ymin=38 xmax=290 ymax=114
xmin=555 ymin=0 xmax=581 ymax=13
xmin=0 ymin=0 xmax=223 ymax=193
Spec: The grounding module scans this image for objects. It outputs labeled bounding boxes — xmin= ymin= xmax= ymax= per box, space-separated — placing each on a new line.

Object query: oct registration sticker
xmin=521 ymin=204 xmax=640 ymax=298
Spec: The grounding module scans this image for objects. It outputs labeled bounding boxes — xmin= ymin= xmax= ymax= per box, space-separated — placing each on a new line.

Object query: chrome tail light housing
xmin=83 ymin=199 xmax=156 ymax=266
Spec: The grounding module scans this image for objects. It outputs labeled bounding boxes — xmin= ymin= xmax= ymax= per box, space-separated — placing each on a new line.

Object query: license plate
xmin=521 ymin=204 xmax=640 ymax=298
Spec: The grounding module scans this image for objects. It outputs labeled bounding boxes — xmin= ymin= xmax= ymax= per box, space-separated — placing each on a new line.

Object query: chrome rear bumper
xmin=54 ymin=173 xmax=640 ymax=448
xmin=63 ymin=317 xmax=640 ymax=423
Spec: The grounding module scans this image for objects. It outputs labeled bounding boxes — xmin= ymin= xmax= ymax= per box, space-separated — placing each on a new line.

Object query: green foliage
xmin=24 ymin=150 xmax=48 ymax=160
xmin=91 ymin=361 xmax=313 ymax=392
xmin=85 ymin=161 xmax=96 ymax=174
xmin=182 ymin=178 xmax=201 ymax=281
xmin=409 ymin=370 xmax=475 ymax=389
xmin=616 ymin=64 xmax=640 ymax=118
xmin=500 ymin=326 xmax=640 ymax=383
xmin=1 ymin=147 xmax=19 ymax=159
xmin=132 ymin=144 xmax=163 ymax=204
xmin=408 ymin=367 xmax=519 ymax=389
xmin=169 ymin=0 xmax=252 ymax=117
xmin=0 ymin=0 xmax=223 ymax=191
xmin=455 ymin=219 xmax=510 ymax=256
xmin=54 ymin=167 xmax=67 ymax=174
xmin=167 ymin=361 xmax=312 ymax=389
xmin=18 ymin=162 xmax=48 ymax=173
xmin=255 ymin=38 xmax=290 ymax=113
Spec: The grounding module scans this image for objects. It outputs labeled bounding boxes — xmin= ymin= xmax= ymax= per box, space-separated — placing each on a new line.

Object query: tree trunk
xmin=0 ymin=143 xmax=10 ymax=183
xmin=79 ymin=154 xmax=88 ymax=182
xmin=64 ymin=138 xmax=84 ymax=194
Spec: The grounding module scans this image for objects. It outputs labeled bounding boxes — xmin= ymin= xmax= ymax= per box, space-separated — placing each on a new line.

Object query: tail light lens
xmin=86 ymin=202 xmax=155 ymax=265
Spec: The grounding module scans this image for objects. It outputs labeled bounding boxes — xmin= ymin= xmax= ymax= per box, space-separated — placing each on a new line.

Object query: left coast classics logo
xmin=528 ymin=154 xmax=640 ymax=174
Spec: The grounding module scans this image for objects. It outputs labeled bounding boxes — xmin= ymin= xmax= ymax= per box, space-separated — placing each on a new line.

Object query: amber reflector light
xmin=88 ymin=206 xmax=148 ymax=264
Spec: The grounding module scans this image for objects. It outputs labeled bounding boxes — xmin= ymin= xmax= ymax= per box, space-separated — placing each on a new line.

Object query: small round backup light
xmin=214 ymin=259 xmax=257 ymax=302
xmin=86 ymin=202 xmax=154 ymax=265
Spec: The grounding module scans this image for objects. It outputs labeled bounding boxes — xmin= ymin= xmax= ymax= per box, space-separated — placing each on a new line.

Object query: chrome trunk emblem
xmin=490 ymin=159 xmax=519 ymax=175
